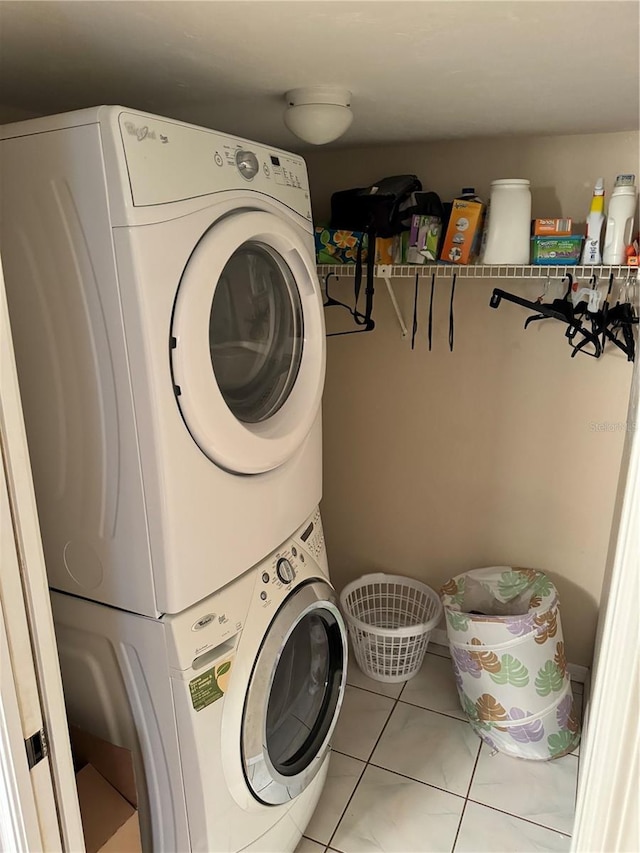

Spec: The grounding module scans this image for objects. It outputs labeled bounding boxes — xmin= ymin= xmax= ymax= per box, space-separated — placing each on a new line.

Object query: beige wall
xmin=306 ymin=130 xmax=638 ymax=668
xmin=307 ymin=130 xmax=639 ymax=226
xmin=0 ymin=104 xmax=41 ymax=124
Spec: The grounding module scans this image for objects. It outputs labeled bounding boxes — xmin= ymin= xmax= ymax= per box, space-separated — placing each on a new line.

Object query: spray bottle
xmin=580 ymin=178 xmax=605 ymax=265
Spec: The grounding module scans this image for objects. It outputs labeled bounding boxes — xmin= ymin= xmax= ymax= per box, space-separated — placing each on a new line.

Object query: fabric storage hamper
xmin=440 ymin=566 xmax=581 ymax=760
xmin=340 ymin=573 xmax=442 ymax=683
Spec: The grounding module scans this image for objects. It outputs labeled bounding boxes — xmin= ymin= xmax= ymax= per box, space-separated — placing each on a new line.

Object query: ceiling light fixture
xmin=283 ymin=86 xmax=353 ymax=145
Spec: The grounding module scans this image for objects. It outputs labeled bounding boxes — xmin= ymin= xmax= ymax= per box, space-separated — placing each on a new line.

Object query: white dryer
xmin=0 ymin=107 xmax=325 ymax=616
xmin=51 ymin=510 xmax=348 ymax=852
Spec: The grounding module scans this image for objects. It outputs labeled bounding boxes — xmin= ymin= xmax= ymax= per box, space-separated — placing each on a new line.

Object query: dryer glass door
xmin=242 ymin=581 xmax=347 ymax=805
xmin=208 ymin=241 xmax=302 ymax=424
xmin=171 ymin=210 xmax=325 ymax=475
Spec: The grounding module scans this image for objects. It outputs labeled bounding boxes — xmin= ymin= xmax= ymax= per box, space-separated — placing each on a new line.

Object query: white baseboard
xmin=429 ymin=628 xmax=589 ymax=684
xmin=567 ymin=663 xmax=589 ymax=685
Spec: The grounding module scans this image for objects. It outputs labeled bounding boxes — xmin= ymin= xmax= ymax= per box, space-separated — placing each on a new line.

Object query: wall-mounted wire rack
xmin=318 ymin=264 xmax=638 ymax=338
xmin=318 ymin=264 xmax=637 ymax=281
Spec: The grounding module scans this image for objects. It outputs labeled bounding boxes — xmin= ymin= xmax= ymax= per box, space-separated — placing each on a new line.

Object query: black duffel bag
xmin=327 ymin=175 xmax=422 ymax=331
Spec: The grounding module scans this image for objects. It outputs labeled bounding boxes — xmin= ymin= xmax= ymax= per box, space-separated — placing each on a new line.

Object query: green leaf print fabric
xmin=547 ymin=730 xmax=578 ymax=758
xmin=489 ymin=654 xmax=530 ymax=687
xmin=441 ymin=566 xmax=579 ymax=761
xmin=446 ymin=610 xmax=470 ymax=632
xmin=497 ymin=570 xmax=533 ymax=601
xmin=535 ymin=661 xmax=564 ymax=696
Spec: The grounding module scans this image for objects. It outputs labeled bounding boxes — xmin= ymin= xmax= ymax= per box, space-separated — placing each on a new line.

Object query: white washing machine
xmin=0 ymin=106 xmax=325 ymax=617
xmin=51 ymin=509 xmax=348 ymax=852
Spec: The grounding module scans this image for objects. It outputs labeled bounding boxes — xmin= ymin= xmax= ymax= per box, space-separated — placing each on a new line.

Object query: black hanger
xmin=324 ymin=270 xmax=376 ymax=336
xmin=490 ymin=278 xmax=580 ymax=336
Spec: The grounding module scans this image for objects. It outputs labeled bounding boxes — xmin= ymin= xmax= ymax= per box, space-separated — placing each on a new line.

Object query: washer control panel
xmin=117 ymin=110 xmax=311 ymax=220
xmin=298 ymin=508 xmax=325 ymax=562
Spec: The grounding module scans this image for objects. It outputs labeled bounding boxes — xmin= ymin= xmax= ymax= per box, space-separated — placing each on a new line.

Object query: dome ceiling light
xmin=283 ymin=86 xmax=353 ymax=145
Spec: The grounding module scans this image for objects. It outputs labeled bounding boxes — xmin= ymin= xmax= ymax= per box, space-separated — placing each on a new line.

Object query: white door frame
xmin=0 ymin=601 xmax=43 ymax=852
xmin=0 ymin=258 xmax=85 ymax=851
xmin=572 ymin=356 xmax=639 ymax=852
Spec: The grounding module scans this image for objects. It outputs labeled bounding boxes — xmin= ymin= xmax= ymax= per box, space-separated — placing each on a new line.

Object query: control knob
xmin=276 ymin=558 xmax=295 ymax=584
xmin=235 ymin=149 xmax=259 ymax=180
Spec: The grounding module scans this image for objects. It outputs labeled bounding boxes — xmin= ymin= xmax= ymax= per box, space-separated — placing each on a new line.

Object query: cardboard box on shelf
xmin=531 ymin=236 xmax=583 ymax=265
xmin=407 ymin=214 xmax=442 ymax=263
xmin=374 ymin=236 xmax=395 ymax=265
xmin=532 ymin=218 xmax=573 ymax=236
xmin=396 ymin=231 xmax=409 ymax=263
xmin=71 ymin=726 xmax=141 ymax=853
xmin=440 ymin=199 xmax=485 ymax=265
xmin=315 ymin=227 xmax=411 ymax=265
xmin=314 ymin=226 xmax=367 ymax=264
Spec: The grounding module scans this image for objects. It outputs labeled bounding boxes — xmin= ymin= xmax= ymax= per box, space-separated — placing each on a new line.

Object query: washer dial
xmin=276 ymin=558 xmax=295 ymax=584
xmin=236 ymin=150 xmax=259 ymax=180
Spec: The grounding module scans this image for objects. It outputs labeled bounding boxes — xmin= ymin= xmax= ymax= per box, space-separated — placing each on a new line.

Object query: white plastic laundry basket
xmin=340 ymin=573 xmax=442 ymax=683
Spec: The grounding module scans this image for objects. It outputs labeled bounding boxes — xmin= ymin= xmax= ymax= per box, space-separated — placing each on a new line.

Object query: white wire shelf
xmin=317 ymin=263 xmax=637 ymax=281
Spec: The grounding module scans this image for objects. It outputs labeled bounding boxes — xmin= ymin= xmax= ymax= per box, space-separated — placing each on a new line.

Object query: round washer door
xmin=170 ymin=211 xmax=325 ymax=474
xmin=242 ymin=580 xmax=347 ymax=805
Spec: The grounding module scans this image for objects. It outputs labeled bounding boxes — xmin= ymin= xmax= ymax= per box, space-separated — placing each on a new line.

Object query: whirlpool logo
xmin=124 ymin=121 xmax=157 ymax=142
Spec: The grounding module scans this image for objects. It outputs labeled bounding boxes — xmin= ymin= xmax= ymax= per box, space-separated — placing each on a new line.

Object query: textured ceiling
xmin=0 ymin=0 xmax=638 ymax=149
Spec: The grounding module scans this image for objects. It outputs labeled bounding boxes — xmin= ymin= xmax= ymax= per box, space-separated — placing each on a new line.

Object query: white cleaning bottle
xmin=580 ymin=178 xmax=605 ymax=265
xmin=603 ymin=175 xmax=637 ymax=265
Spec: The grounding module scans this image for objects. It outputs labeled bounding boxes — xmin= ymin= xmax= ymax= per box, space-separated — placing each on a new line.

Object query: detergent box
xmin=407 ymin=215 xmax=442 ymax=263
xmin=440 ymin=199 xmax=485 ymax=264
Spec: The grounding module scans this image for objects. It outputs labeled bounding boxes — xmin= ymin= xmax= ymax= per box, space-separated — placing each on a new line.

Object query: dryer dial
xmin=235 ymin=149 xmax=259 ymax=180
xmin=276 ymin=558 xmax=295 ymax=584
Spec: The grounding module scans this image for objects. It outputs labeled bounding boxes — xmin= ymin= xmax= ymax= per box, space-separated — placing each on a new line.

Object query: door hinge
xmin=25 ymin=728 xmax=48 ymax=769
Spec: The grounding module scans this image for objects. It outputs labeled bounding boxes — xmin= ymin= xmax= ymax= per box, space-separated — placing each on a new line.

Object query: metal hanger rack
xmin=318 ymin=264 xmax=638 ymax=338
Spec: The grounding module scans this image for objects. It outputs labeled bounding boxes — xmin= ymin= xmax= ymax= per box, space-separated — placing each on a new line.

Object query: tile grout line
xmin=464 ymin=797 xmax=573 ymax=838
xmin=344 ymin=681 xmax=400 ymax=700
xmin=396 ymin=697 xmax=469 ymax=723
xmin=325 ymin=679 xmax=407 ymax=851
xmin=449 ymin=735 xmax=483 ymax=852
xmin=365 ymin=761 xmax=467 ymax=801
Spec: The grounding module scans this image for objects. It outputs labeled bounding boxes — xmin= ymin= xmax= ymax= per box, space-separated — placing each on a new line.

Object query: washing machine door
xmin=242 ymin=580 xmax=347 ymax=805
xmin=170 ymin=210 xmax=325 ymax=474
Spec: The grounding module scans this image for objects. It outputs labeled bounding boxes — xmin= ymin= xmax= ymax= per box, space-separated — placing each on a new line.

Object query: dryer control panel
xmin=116 ymin=110 xmax=312 ymax=221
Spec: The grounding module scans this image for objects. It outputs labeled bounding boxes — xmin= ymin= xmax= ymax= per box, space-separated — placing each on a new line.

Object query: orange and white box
xmin=440 ymin=199 xmax=485 ymax=265
xmin=532 ymin=218 xmax=572 ymax=236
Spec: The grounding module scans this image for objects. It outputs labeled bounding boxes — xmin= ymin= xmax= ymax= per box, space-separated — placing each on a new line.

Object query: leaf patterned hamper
xmin=440 ymin=567 xmax=580 ymax=760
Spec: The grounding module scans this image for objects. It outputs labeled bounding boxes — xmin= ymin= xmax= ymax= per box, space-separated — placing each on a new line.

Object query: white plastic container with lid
xmin=603 ymin=174 xmax=637 ymax=265
xmin=482 ymin=179 xmax=532 ymax=264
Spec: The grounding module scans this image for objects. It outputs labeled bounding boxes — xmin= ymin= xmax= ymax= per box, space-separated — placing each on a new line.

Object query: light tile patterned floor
xmin=296 ymin=644 xmax=584 ymax=853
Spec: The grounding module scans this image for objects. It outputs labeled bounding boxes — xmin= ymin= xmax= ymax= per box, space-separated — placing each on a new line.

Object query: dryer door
xmin=170 ymin=211 xmax=325 ymax=474
xmin=242 ymin=580 xmax=347 ymax=805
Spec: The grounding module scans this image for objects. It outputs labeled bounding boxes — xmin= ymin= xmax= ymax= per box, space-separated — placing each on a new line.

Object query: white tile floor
xmin=297 ymin=644 xmax=584 ymax=853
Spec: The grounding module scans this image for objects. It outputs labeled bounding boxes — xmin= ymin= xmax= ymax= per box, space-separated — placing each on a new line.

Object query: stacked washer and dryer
xmin=0 ymin=107 xmax=347 ymax=851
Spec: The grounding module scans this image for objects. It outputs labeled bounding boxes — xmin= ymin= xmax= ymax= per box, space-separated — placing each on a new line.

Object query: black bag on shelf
xmin=327 ymin=175 xmax=422 ymax=332
xmin=398 ymin=190 xmax=445 ymax=230
xmin=330 ymin=174 xmax=422 ymax=237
